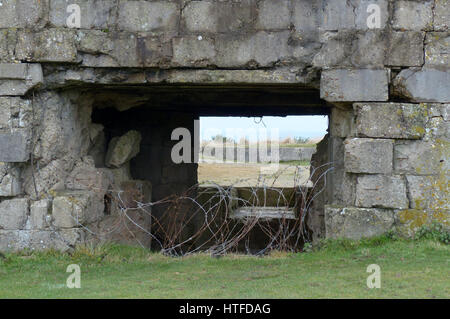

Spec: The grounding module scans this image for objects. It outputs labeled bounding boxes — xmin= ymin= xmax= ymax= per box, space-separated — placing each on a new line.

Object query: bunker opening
xmin=88 ymin=85 xmax=332 ymax=255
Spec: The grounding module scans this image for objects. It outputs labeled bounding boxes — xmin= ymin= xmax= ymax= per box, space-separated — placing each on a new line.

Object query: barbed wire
xmin=57 ymin=163 xmax=334 ymax=256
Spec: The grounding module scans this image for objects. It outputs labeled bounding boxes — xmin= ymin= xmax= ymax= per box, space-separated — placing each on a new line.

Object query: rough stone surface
xmin=118 ymin=1 xmax=179 ymax=32
xmin=0 ymin=131 xmax=30 ymax=162
xmin=257 ymin=0 xmax=291 ymax=30
xmin=344 ymin=138 xmax=393 ymax=174
xmin=49 ymin=0 xmax=117 ymax=29
xmin=0 ymin=162 xmax=21 ymax=196
xmin=393 ymin=68 xmax=450 ymax=103
xmin=392 ymin=0 xmax=433 ymax=31
xmin=0 ymin=198 xmax=29 ymax=230
xmin=215 ymin=31 xmax=291 ymax=68
xmin=183 ymin=1 xmax=218 ymax=33
xmin=0 ymin=63 xmax=43 ymax=96
xmin=434 ymin=0 xmax=450 ymax=31
xmin=394 ymin=140 xmax=448 ymax=175
xmin=16 ymin=29 xmax=77 ymax=63
xmin=406 ymin=175 xmax=449 ymax=211
xmin=330 ymin=107 xmax=355 ymax=138
xmin=354 ymin=103 xmax=427 ymax=139
xmin=325 ymin=206 xmax=395 ymax=240
xmin=425 ymin=32 xmax=450 ymax=67
xmin=29 ymin=199 xmax=50 ymax=230
xmin=52 ymin=191 xmax=104 ymax=228
xmin=105 ymin=130 xmax=142 ymax=168
xmin=356 ymin=175 xmax=409 ymax=209
xmin=386 ymin=31 xmax=424 ymax=67
xmin=172 ymin=36 xmax=216 ymax=66
xmin=321 ymin=69 xmax=389 ymax=102
xmin=0 ymin=229 xmax=85 ymax=251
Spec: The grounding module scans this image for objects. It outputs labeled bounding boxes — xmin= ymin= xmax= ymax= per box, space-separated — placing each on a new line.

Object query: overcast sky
xmin=200 ymin=116 xmax=329 ymax=141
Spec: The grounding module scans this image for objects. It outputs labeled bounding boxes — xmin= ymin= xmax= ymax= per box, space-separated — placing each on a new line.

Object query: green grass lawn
xmin=0 ymin=238 xmax=448 ymax=298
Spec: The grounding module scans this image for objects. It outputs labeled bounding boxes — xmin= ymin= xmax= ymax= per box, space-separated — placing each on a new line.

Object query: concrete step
xmin=230 ymin=207 xmax=296 ymax=221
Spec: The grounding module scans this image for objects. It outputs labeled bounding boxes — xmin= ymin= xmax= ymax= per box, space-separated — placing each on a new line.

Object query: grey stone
xmin=215 ymin=31 xmax=291 ymax=68
xmin=320 ymin=69 xmax=389 ymax=102
xmin=330 ymin=107 xmax=355 ymax=138
xmin=16 ymin=29 xmax=78 ymax=63
xmin=78 ymin=31 xmax=140 ymax=67
xmin=0 ymin=163 xmax=21 ymax=197
xmin=49 ymin=0 xmax=117 ymax=29
xmin=356 ymin=175 xmax=409 ymax=209
xmin=434 ymin=0 xmax=450 ymax=31
xmin=0 ymin=63 xmax=43 ymax=96
xmin=344 ymin=138 xmax=393 ymax=174
xmin=0 ymin=198 xmax=29 ymax=230
xmin=386 ymin=31 xmax=424 ymax=67
xmin=214 ymin=1 xmax=257 ymax=33
xmin=393 ymin=68 xmax=450 ymax=102
xmin=0 ymin=97 xmax=33 ymax=129
xmin=320 ymin=1 xmax=355 ymax=30
xmin=118 ymin=1 xmax=179 ymax=32
xmin=354 ymin=103 xmax=427 ymax=139
xmin=406 ymin=175 xmax=450 ymax=211
xmin=0 ymin=29 xmax=18 ymax=62
xmin=52 ymin=191 xmax=104 ymax=228
xmin=325 ymin=206 xmax=395 ymax=240
xmin=313 ymin=31 xmax=386 ymax=68
xmin=183 ymin=1 xmax=217 ymax=33
xmin=172 ymin=36 xmax=216 ymax=67
xmin=392 ymin=0 xmax=433 ymax=31
xmin=0 ymin=0 xmax=48 ymax=28
xmin=66 ymin=157 xmax=113 ymax=195
xmin=292 ymin=0 xmax=321 ymax=34
xmin=0 ymin=131 xmax=30 ymax=162
xmin=257 ymin=0 xmax=291 ymax=30
xmin=425 ymin=32 xmax=450 ymax=68
xmin=394 ymin=140 xmax=447 ymax=175
xmin=0 ymin=229 xmax=85 ymax=251
xmin=105 ymin=130 xmax=142 ymax=168
xmin=30 ymin=200 xmax=50 ymax=230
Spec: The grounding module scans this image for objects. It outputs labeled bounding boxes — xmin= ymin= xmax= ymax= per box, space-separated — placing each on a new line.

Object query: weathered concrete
xmin=325 ymin=206 xmax=395 ymax=240
xmin=355 ymin=175 xmax=409 ymax=209
xmin=354 ymin=103 xmax=427 ymax=139
xmin=0 ymin=0 xmax=448 ymax=249
xmin=321 ymin=69 xmax=389 ymax=102
xmin=344 ymin=138 xmax=394 ymax=174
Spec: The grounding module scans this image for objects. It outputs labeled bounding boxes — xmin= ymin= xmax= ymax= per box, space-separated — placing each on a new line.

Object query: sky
xmin=200 ymin=116 xmax=329 ymax=141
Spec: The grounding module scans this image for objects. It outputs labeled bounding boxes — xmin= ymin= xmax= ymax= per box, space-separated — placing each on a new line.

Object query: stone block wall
xmin=324 ymin=102 xmax=449 ymax=239
xmin=0 ymin=0 xmax=449 ymax=249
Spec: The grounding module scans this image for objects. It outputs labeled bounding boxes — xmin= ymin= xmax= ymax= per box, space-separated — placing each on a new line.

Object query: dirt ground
xmin=198 ymin=162 xmax=311 ymax=187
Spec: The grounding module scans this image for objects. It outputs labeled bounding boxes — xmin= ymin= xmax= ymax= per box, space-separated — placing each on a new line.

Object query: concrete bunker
xmin=1 ymin=0 xmax=448 ymax=252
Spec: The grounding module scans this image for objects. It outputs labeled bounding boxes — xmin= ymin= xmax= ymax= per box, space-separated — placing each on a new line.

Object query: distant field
xmin=198 ymin=162 xmax=311 ymax=187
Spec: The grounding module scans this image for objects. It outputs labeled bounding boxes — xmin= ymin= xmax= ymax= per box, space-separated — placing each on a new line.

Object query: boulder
xmin=105 ymin=130 xmax=142 ymax=168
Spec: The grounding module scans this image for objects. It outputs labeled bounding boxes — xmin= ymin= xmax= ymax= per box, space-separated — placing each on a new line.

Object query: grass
xmin=279 ymin=160 xmax=311 ymax=166
xmin=0 ymin=237 xmax=448 ymax=298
